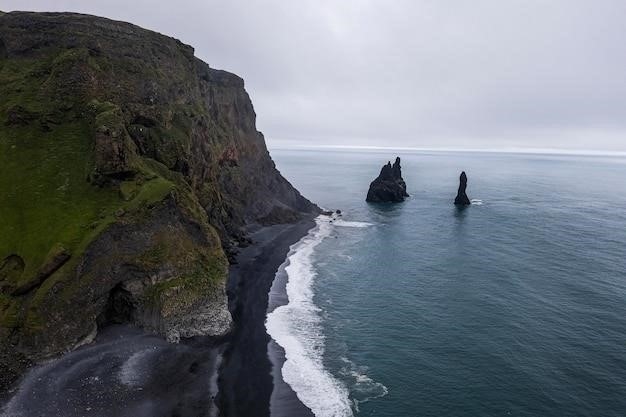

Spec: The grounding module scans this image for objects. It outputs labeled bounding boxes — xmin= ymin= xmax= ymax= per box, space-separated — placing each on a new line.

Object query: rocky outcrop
xmin=454 ymin=171 xmax=471 ymax=206
xmin=0 ymin=11 xmax=319 ymax=390
xmin=366 ymin=157 xmax=409 ymax=202
xmin=10 ymin=245 xmax=71 ymax=296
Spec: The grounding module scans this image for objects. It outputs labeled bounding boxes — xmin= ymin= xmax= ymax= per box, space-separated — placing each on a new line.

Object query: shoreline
xmin=218 ymin=218 xmax=317 ymax=417
xmin=264 ymin=215 xmax=357 ymax=417
xmin=1 ymin=218 xmax=317 ymax=417
xmin=267 ymin=247 xmax=316 ymax=417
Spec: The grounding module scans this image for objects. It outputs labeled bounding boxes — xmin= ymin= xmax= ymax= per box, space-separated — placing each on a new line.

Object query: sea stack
xmin=454 ymin=171 xmax=471 ymax=206
xmin=366 ymin=157 xmax=409 ymax=202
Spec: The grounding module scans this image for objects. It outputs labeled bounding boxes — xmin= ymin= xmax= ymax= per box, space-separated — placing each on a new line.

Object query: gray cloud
xmin=4 ymin=0 xmax=626 ymax=151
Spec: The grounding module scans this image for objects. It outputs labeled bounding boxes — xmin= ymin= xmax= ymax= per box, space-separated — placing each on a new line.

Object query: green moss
xmin=138 ymin=243 xmax=167 ymax=269
xmin=127 ymin=176 xmax=173 ymax=210
xmin=127 ymin=124 xmax=189 ymax=169
xmin=0 ymin=120 xmax=120 ymax=285
xmin=143 ymin=252 xmax=227 ymax=316
xmin=24 ymin=308 xmax=44 ymax=331
xmin=119 ymin=180 xmax=139 ymax=201
xmin=48 ymin=47 xmax=101 ymax=87
xmin=95 ymin=109 xmax=120 ymax=128
xmin=0 ymin=57 xmax=53 ymax=114
xmin=0 ymin=43 xmax=226 ymax=334
xmin=51 ymin=48 xmax=89 ymax=69
xmin=0 ymin=99 xmax=172 ymax=329
xmin=0 ymin=295 xmax=19 ymax=328
xmin=87 ymin=99 xmax=117 ymax=116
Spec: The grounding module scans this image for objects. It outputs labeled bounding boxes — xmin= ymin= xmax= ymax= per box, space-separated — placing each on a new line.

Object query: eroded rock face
xmin=0 ymin=36 xmax=6 ymax=59
xmin=11 ymin=245 xmax=70 ymax=296
xmin=454 ymin=171 xmax=471 ymax=206
xmin=4 ymin=105 xmax=38 ymax=127
xmin=0 ymin=255 xmax=25 ymax=293
xmin=366 ymin=157 xmax=409 ymax=202
xmin=0 ymin=11 xmax=319 ymax=390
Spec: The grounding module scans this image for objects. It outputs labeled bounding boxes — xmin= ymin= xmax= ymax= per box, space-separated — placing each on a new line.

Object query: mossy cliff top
xmin=0 ymin=11 xmax=318 ymax=390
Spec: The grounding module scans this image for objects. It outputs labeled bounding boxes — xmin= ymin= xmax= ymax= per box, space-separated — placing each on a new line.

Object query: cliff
xmin=0 ymin=11 xmax=318 ymax=390
xmin=366 ymin=157 xmax=409 ymax=202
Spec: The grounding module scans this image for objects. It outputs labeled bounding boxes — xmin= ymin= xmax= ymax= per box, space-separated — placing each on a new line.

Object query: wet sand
xmin=218 ymin=219 xmax=315 ymax=417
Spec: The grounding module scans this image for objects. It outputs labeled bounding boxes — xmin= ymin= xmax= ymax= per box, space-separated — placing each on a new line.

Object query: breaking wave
xmin=332 ymin=220 xmax=373 ymax=228
xmin=265 ymin=217 xmax=354 ymax=417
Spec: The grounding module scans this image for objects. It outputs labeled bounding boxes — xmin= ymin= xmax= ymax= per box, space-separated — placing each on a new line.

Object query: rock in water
xmin=366 ymin=157 xmax=409 ymax=202
xmin=454 ymin=171 xmax=471 ymax=206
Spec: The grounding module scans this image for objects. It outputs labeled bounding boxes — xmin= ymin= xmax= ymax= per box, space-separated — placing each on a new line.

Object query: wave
xmin=266 ymin=217 xmax=354 ymax=417
xmin=471 ymin=199 xmax=483 ymax=205
xmin=339 ymin=357 xmax=388 ymax=412
xmin=332 ymin=219 xmax=373 ymax=228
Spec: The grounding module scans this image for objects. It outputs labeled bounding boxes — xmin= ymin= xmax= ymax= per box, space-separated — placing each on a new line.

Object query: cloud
xmin=4 ymin=0 xmax=626 ymax=150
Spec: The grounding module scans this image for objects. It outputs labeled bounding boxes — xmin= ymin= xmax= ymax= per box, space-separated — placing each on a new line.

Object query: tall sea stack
xmin=454 ymin=171 xmax=471 ymax=206
xmin=366 ymin=157 xmax=409 ymax=202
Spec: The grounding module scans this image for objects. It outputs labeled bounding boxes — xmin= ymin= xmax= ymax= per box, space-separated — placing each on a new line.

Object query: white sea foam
xmin=266 ymin=217 xmax=354 ymax=417
xmin=339 ymin=357 xmax=389 ymax=412
xmin=471 ymin=199 xmax=483 ymax=205
xmin=333 ymin=219 xmax=373 ymax=228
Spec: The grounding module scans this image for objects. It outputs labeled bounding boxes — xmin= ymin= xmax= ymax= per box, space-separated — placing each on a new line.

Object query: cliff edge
xmin=0 ymin=11 xmax=318 ymax=390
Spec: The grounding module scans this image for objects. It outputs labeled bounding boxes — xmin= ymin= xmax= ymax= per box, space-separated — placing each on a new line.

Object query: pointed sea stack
xmin=454 ymin=171 xmax=471 ymax=206
xmin=366 ymin=157 xmax=409 ymax=202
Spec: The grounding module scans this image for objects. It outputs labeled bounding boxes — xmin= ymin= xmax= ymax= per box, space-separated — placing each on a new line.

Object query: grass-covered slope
xmin=0 ymin=11 xmax=318 ymax=390
xmin=0 ymin=38 xmax=219 ymax=387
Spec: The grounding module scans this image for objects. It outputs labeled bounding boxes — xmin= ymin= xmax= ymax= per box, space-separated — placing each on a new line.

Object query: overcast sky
xmin=4 ymin=1 xmax=626 ymax=151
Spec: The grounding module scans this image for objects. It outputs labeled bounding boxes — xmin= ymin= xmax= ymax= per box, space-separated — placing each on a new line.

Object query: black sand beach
xmin=218 ymin=219 xmax=316 ymax=417
xmin=1 ymin=325 xmax=223 ymax=417
xmin=1 ymin=219 xmax=316 ymax=417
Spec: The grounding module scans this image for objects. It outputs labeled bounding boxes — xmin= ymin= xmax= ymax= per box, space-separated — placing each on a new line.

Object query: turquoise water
xmin=269 ymin=149 xmax=626 ymax=417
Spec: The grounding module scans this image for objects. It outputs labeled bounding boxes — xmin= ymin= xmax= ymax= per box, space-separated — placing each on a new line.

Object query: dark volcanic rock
xmin=0 ymin=36 xmax=6 ymax=59
xmin=4 ymin=105 xmax=38 ymax=126
xmin=366 ymin=157 xmax=409 ymax=202
xmin=0 ymin=11 xmax=320 ymax=392
xmin=454 ymin=171 xmax=471 ymax=206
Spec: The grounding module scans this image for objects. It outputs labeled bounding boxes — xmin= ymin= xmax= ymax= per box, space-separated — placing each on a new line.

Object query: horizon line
xmin=267 ymin=144 xmax=626 ymax=157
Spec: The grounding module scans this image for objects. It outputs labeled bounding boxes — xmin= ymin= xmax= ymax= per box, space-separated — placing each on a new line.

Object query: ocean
xmin=266 ymin=149 xmax=626 ymax=417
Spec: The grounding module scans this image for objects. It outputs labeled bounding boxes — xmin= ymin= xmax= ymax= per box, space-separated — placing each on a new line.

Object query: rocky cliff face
xmin=366 ymin=157 xmax=409 ymax=202
xmin=0 ymin=11 xmax=318 ymax=390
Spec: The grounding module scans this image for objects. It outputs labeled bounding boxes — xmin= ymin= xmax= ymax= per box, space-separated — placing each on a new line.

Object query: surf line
xmin=266 ymin=215 xmax=353 ymax=417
